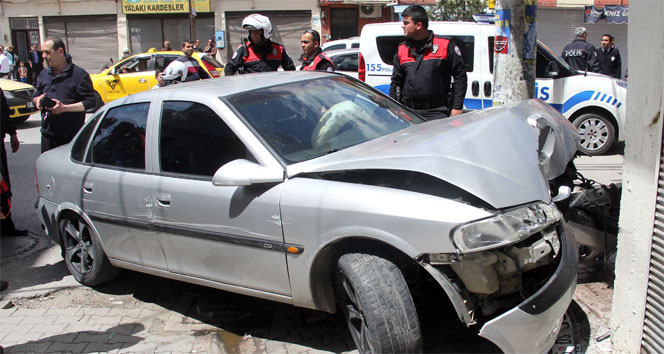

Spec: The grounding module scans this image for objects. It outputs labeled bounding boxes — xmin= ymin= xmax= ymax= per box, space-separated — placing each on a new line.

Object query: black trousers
xmin=411 ymin=106 xmax=450 ymax=121
xmin=1 ymin=141 xmax=16 ymax=233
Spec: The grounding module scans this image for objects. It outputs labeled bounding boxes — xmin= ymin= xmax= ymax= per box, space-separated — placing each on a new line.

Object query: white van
xmin=359 ymin=22 xmax=628 ymax=155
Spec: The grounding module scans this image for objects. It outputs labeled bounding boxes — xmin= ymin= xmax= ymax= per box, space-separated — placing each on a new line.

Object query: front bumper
xmin=478 ymin=221 xmax=578 ymax=353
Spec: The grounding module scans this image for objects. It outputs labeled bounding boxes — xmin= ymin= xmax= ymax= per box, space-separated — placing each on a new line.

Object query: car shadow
xmin=91 ymin=270 xmax=503 ymax=353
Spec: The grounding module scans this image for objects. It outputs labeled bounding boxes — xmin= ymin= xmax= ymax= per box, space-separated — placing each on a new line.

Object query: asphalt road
xmin=1 ymin=112 xmax=624 ymax=353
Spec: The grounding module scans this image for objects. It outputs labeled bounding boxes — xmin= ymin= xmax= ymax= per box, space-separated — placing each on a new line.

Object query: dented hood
xmin=288 ymin=99 xmax=578 ymax=209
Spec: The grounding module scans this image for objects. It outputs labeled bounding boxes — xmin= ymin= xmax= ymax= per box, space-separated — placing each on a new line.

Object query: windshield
xmin=226 ymin=76 xmax=424 ymax=164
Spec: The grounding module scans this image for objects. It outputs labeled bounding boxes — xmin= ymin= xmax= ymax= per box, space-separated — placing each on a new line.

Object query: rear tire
xmin=572 ymin=113 xmax=616 ymax=156
xmin=59 ymin=215 xmax=120 ymax=286
xmin=337 ymin=253 xmax=422 ymax=354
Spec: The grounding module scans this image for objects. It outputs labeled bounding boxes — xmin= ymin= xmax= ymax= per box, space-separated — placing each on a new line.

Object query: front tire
xmin=337 ymin=253 xmax=422 ymax=354
xmin=572 ymin=113 xmax=616 ymax=156
xmin=59 ymin=215 xmax=120 ymax=286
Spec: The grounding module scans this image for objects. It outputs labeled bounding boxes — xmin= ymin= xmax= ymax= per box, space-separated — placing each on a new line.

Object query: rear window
xmin=324 ymin=44 xmax=345 ymax=52
xmin=375 ymin=35 xmax=474 ymax=72
xmin=201 ymin=55 xmax=223 ymax=68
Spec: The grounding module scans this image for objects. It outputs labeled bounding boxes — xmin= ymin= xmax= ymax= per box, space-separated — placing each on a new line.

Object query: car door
xmin=104 ymin=55 xmax=154 ymax=102
xmin=150 ymin=100 xmax=291 ymax=295
xmin=80 ymin=102 xmax=167 ymax=269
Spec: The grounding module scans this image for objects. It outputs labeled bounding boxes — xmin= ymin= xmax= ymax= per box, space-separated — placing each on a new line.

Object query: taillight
xmin=358 ymin=53 xmax=366 ymax=82
xmin=202 ymin=60 xmax=219 ymax=77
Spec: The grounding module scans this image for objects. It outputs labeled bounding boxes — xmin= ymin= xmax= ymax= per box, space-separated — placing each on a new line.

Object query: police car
xmin=359 ymin=21 xmax=627 ymax=155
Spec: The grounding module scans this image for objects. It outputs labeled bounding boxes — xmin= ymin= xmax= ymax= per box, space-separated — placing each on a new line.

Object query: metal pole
xmin=492 ymin=0 xmax=537 ymax=105
xmin=189 ymin=0 xmax=196 ymax=41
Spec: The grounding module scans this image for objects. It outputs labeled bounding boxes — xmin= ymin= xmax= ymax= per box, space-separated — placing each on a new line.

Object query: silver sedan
xmin=36 ymin=71 xmax=578 ymax=354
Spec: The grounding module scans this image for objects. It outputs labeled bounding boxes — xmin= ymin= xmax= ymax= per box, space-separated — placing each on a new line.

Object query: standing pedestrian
xmin=0 ymin=51 xmax=10 ymax=79
xmin=1 ymin=88 xmax=27 ymax=236
xmin=561 ymin=27 xmax=599 ymax=73
xmin=160 ymin=39 xmax=211 ymax=84
xmin=162 ymin=41 xmax=173 ymax=51
xmin=299 ymin=29 xmax=334 ymax=72
xmin=120 ymin=47 xmax=131 ymax=61
xmin=4 ymin=46 xmax=17 ymax=80
xmin=193 ymin=39 xmax=204 ymax=52
xmin=28 ymin=43 xmax=44 ymax=86
xmin=596 ymin=34 xmax=621 ymax=79
xmin=17 ymin=60 xmax=28 ymax=83
xmin=32 ymin=37 xmax=97 ymax=153
xmin=389 ymin=5 xmax=467 ymax=120
xmin=225 ymin=14 xmax=296 ymax=75
xmin=204 ymin=37 xmax=217 ymax=58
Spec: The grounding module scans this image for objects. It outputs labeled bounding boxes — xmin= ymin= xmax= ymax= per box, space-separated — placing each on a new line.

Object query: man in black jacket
xmin=596 ymin=34 xmax=621 ymax=79
xmin=33 ymin=37 xmax=97 ymax=153
xmin=389 ymin=5 xmax=467 ymax=120
xmin=561 ymin=27 xmax=599 ymax=73
xmin=28 ymin=43 xmax=43 ymax=85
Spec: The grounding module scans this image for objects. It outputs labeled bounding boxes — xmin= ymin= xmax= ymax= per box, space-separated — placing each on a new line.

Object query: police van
xmin=358 ymin=21 xmax=627 ymax=155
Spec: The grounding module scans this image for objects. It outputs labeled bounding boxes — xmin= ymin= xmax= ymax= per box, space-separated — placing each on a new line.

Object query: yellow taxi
xmin=0 ymin=78 xmax=38 ymax=122
xmin=90 ymin=50 xmax=224 ymax=104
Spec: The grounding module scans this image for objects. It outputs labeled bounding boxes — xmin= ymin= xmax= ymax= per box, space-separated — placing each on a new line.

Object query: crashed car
xmin=35 ymin=72 xmax=577 ymax=353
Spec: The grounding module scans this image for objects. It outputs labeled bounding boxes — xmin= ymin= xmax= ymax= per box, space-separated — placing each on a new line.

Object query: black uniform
xmin=561 ymin=38 xmax=600 ymax=72
xmin=33 ymin=58 xmax=97 ymax=152
xmin=299 ymin=49 xmax=334 ymax=72
xmin=596 ymin=46 xmax=622 ymax=79
xmin=225 ymin=39 xmax=295 ymax=75
xmin=389 ymin=31 xmax=467 ymax=120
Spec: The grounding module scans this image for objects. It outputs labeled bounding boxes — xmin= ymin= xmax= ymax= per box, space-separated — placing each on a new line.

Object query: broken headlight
xmin=452 ymin=202 xmax=562 ymax=253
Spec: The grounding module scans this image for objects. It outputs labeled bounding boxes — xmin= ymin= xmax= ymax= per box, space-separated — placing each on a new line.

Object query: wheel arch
xmin=568 ymin=105 xmax=619 ymax=139
xmin=54 ymin=205 xmax=105 ymax=252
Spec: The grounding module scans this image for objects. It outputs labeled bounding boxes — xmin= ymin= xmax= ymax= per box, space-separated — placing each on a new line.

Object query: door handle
xmin=484 ymin=81 xmax=492 ymax=97
xmin=471 ymin=81 xmax=479 ymax=96
xmin=82 ymin=182 xmax=93 ymax=194
xmin=138 ymin=78 xmax=147 ymax=83
xmin=155 ymin=194 xmax=171 ymax=207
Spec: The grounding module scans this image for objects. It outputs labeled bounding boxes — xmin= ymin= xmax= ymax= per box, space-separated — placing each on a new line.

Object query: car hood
xmin=0 ymin=78 xmax=34 ymax=91
xmin=288 ymin=99 xmax=578 ymax=209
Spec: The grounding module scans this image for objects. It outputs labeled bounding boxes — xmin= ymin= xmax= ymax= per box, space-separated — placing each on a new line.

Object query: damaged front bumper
xmin=478 ymin=221 xmax=577 ymax=353
xmin=421 ymin=221 xmax=577 ymax=353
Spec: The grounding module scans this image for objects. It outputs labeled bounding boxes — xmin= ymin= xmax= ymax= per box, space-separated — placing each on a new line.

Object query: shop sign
xmin=122 ymin=0 xmax=210 ymax=14
xmin=584 ymin=5 xmax=628 ymax=24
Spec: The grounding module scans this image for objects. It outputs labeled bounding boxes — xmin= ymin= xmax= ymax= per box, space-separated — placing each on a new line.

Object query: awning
xmin=584 ymin=5 xmax=628 ymax=24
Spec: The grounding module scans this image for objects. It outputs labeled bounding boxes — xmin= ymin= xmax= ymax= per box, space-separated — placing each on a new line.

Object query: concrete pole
xmin=492 ymin=0 xmax=537 ymax=106
xmin=189 ymin=0 xmax=197 ymax=41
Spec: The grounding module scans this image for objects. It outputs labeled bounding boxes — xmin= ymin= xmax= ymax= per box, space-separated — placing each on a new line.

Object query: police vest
xmin=243 ymin=42 xmax=285 ymax=64
xmin=301 ymin=52 xmax=333 ymax=71
xmin=397 ymin=36 xmax=450 ymax=65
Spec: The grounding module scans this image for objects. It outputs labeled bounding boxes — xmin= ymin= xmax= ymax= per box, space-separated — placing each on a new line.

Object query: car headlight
xmin=452 ymin=202 xmax=562 ymax=253
xmin=3 ymin=90 xmax=16 ymax=99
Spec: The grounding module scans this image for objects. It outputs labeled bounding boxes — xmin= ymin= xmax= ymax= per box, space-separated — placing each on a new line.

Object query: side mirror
xmin=546 ymin=61 xmax=559 ymax=78
xmin=212 ymin=159 xmax=284 ymax=186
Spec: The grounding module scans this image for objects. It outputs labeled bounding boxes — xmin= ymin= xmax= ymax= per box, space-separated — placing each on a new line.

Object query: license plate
xmin=26 ymin=101 xmax=34 ymax=109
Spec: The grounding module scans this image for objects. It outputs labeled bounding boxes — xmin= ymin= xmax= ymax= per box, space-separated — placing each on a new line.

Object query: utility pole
xmin=189 ymin=0 xmax=197 ymax=41
xmin=492 ymin=0 xmax=537 ymax=105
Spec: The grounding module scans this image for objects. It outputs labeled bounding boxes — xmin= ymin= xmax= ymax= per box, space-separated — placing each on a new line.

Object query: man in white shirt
xmin=0 ymin=52 xmax=10 ymax=78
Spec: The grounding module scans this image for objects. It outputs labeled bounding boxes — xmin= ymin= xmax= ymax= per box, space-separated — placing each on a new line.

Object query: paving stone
xmin=107 ymin=308 xmax=142 ymax=318
xmin=11 ymin=308 xmax=47 ymax=317
xmin=0 ymin=323 xmax=33 ymax=334
xmin=45 ymin=307 xmax=83 ymax=316
xmin=74 ymin=332 xmax=113 ymax=344
xmin=0 ymin=315 xmax=22 ymax=325
xmin=30 ymin=323 xmax=70 ymax=336
xmin=83 ymin=342 xmax=123 ymax=353
xmin=21 ymin=315 xmax=56 ymax=325
xmin=86 ymin=315 xmax=122 ymax=326
xmin=80 ymin=308 xmax=110 ymax=316
xmin=46 ymin=341 xmax=87 ymax=353
xmin=119 ymin=340 xmax=158 ymax=353
xmin=3 ymin=340 xmax=52 ymax=353
xmin=53 ymin=315 xmax=86 ymax=325
xmin=63 ymin=324 xmax=104 ymax=335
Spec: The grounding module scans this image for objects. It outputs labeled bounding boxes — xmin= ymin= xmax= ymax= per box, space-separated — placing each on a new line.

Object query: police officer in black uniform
xmin=389 ymin=5 xmax=467 ymax=120
xmin=225 ymin=14 xmax=296 ymax=75
xmin=299 ymin=29 xmax=334 ymax=72
xmin=561 ymin=27 xmax=599 ymax=73
xmin=596 ymin=34 xmax=621 ymax=79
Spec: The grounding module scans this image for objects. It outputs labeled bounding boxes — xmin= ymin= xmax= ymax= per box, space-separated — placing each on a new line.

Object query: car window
xmin=376 ymin=35 xmax=474 ymax=72
xmin=201 ymin=55 xmax=223 ymax=68
xmin=488 ymin=38 xmax=574 ymax=78
xmin=333 ymin=53 xmax=359 ymax=72
xmin=116 ymin=56 xmax=151 ymax=74
xmin=155 ymin=55 xmax=180 ymax=72
xmin=351 ymin=43 xmax=360 ymax=48
xmin=90 ymin=103 xmax=149 ymax=169
xmin=71 ymin=113 xmax=102 ymax=163
xmin=160 ymin=101 xmax=252 ymax=177
xmin=226 ymin=76 xmax=424 ymax=164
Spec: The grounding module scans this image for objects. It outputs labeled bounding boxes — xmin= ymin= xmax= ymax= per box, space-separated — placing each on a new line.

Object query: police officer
xmin=299 ymin=29 xmax=334 ymax=72
xmin=389 ymin=5 xmax=467 ymax=120
xmin=596 ymin=34 xmax=621 ymax=79
xmin=561 ymin=27 xmax=599 ymax=73
xmin=225 ymin=14 xmax=296 ymax=75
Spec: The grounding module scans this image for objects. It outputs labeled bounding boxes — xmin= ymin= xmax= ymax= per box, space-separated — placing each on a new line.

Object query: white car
xmin=358 ymin=22 xmax=628 ymax=156
xmin=322 ymin=37 xmax=360 ymax=52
